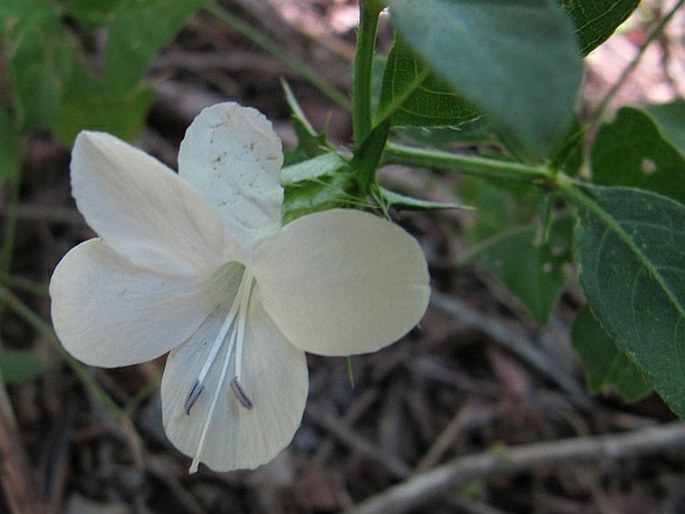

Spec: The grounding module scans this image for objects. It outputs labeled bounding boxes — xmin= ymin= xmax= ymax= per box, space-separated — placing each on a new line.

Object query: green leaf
xmin=105 ymin=0 xmax=209 ymax=94
xmin=352 ymin=118 xmax=391 ymax=194
xmin=0 ymin=108 xmax=21 ymax=185
xmin=282 ymin=152 xmax=348 ymax=185
xmin=559 ymin=0 xmax=639 ymax=55
xmin=0 ymin=349 xmax=45 ymax=384
xmin=571 ymin=305 xmax=652 ymax=402
xmin=282 ymin=153 xmax=357 ymax=223
xmin=393 ymin=117 xmax=494 ymax=147
xmin=377 ymin=36 xmax=479 ymax=127
xmin=570 ymin=184 xmax=685 ymax=417
xmin=379 ymin=187 xmax=468 ymax=211
xmin=282 ymin=176 xmax=355 ymax=224
xmin=591 ymin=107 xmax=685 ymax=203
xmin=387 ymin=0 xmax=582 ymax=161
xmin=61 ymin=0 xmax=122 ymax=27
xmin=62 ymin=0 xmax=122 ymax=28
xmin=52 ymin=65 xmax=155 ymax=144
xmin=548 ymin=117 xmax=585 ymax=176
xmin=459 ymin=178 xmax=543 ymax=242
xmin=2 ymin=0 xmax=75 ymax=130
xmin=462 ymin=215 xmax=573 ymax=324
xmin=645 ymin=99 xmax=685 ymax=154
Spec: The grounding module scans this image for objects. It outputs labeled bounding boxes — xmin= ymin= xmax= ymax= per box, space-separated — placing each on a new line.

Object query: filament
xmin=184 ymin=269 xmax=256 ymax=472
xmin=189 ymin=323 xmax=237 ymax=472
xmin=184 ymin=270 xmax=252 ymax=414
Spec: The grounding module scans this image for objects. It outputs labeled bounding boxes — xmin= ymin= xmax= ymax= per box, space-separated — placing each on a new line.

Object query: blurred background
xmin=1 ymin=1 xmax=685 ymax=513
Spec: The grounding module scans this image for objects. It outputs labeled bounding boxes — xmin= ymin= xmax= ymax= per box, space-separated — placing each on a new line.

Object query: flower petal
xmin=161 ymin=295 xmax=308 ymax=471
xmin=71 ymin=131 xmax=228 ymax=277
xmin=49 ymin=239 xmax=228 ymax=367
xmin=252 ymin=209 xmax=431 ymax=356
xmin=178 ymin=103 xmax=284 ymax=258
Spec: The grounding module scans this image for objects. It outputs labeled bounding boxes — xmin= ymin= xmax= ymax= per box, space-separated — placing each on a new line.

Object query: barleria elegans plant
xmin=2 ymin=0 xmax=685 ymax=474
xmin=275 ymin=0 xmax=685 ymax=421
xmin=49 ymin=103 xmax=430 ymax=471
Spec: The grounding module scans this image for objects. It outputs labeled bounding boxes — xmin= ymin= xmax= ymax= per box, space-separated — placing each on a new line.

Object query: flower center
xmin=184 ymin=267 xmax=256 ymax=472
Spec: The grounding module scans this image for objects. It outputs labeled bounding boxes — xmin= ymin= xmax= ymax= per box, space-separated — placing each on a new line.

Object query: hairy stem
xmin=353 ymin=1 xmax=382 ymax=143
xmin=383 ymin=143 xmax=553 ymax=182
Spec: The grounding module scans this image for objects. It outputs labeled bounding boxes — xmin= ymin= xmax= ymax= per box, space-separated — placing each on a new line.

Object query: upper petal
xmin=178 ymin=103 xmax=284 ymax=259
xmin=161 ymin=294 xmax=308 ymax=471
xmin=71 ymin=131 xmax=228 ymax=277
xmin=252 ymin=209 xmax=431 ymax=356
xmin=49 ymin=239 xmax=226 ymax=367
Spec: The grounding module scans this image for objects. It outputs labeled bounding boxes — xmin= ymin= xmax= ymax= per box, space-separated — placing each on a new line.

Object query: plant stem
xmin=206 ymin=2 xmax=351 ymax=111
xmin=0 ymin=272 xmax=49 ymax=298
xmin=353 ymin=1 xmax=381 ymax=144
xmin=383 ymin=143 xmax=553 ymax=182
xmin=343 ymin=421 xmax=685 ymax=514
xmin=123 ymin=369 xmax=162 ymax=416
xmin=0 ymin=285 xmax=123 ymax=418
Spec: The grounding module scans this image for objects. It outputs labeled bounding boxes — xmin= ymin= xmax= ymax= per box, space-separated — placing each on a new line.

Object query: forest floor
xmin=2 ymin=1 xmax=685 ymax=513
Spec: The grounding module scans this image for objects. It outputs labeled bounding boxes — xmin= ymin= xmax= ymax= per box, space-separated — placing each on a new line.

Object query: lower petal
xmin=252 ymin=209 xmax=431 ymax=356
xmin=49 ymin=239 xmax=224 ymax=367
xmin=161 ymin=294 xmax=308 ymax=472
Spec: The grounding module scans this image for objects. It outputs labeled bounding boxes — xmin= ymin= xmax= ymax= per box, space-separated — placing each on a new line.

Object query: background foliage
xmin=1 ymin=0 xmax=685 ymax=511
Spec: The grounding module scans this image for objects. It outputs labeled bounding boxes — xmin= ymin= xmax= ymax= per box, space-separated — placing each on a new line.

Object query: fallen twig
xmin=430 ymin=291 xmax=591 ymax=409
xmin=305 ymin=404 xmax=412 ymax=479
xmin=343 ymin=421 xmax=685 ymax=514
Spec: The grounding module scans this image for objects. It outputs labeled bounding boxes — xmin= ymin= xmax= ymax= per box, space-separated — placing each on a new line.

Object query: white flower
xmin=49 ymin=102 xmax=430 ymax=472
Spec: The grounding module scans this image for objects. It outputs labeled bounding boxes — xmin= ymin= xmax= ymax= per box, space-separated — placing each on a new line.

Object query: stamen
xmin=230 ymin=377 xmax=253 ymax=409
xmin=233 ymin=270 xmax=254 ymax=381
xmin=184 ymin=269 xmax=252 ymax=415
xmin=184 ymin=379 xmax=205 ymax=415
xmin=187 ymin=270 xmax=256 ymax=472
xmin=189 ymin=326 xmax=238 ymax=473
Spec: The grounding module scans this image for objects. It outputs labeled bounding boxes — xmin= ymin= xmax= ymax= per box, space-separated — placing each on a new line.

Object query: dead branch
xmin=343 ymin=421 xmax=685 ymax=514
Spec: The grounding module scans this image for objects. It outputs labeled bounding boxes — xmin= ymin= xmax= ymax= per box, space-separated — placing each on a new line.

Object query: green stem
xmin=123 ymin=370 xmax=162 ymax=416
xmin=353 ymin=1 xmax=381 ymax=144
xmin=0 ymin=285 xmax=123 ymax=418
xmin=0 ymin=272 xmax=49 ymax=297
xmin=594 ymin=0 xmax=685 ymax=123
xmin=206 ymin=3 xmax=351 ymax=111
xmin=383 ymin=143 xmax=553 ymax=182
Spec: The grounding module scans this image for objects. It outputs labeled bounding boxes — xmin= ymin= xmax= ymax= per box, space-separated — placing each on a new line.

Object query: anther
xmin=230 ymin=377 xmax=253 ymax=409
xmin=185 ymin=379 xmax=205 ymax=415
